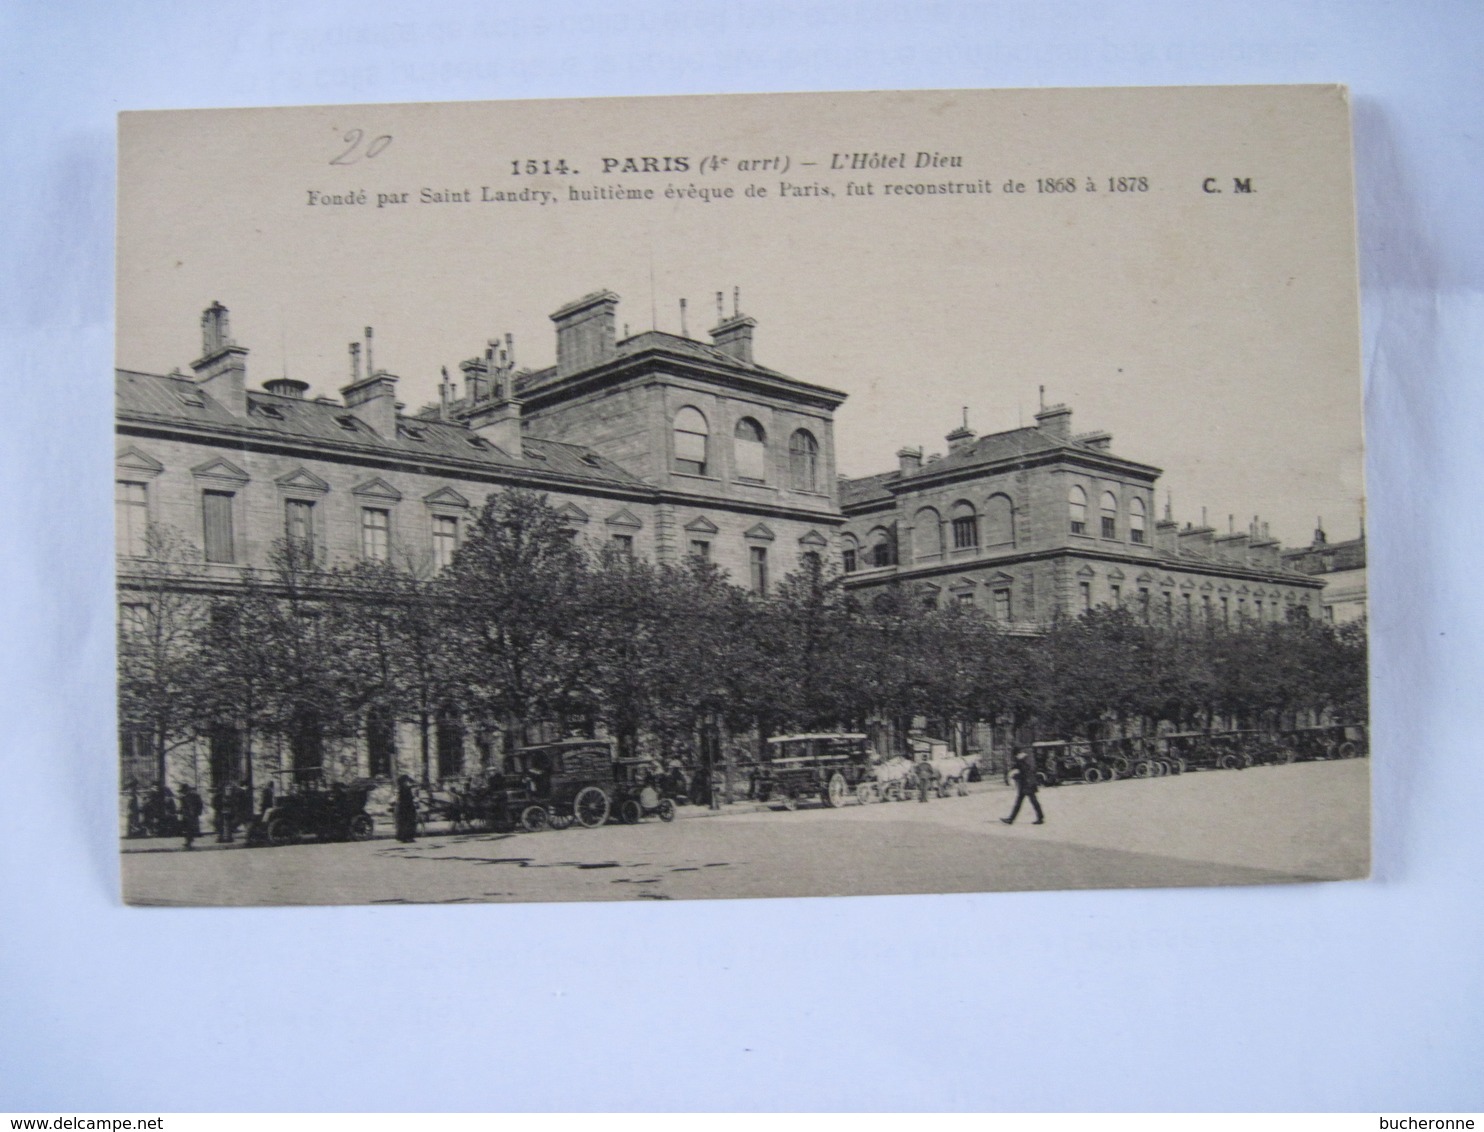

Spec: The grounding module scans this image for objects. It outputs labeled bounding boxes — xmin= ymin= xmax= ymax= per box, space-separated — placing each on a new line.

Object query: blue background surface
xmin=1 ymin=0 xmax=1481 ymax=1112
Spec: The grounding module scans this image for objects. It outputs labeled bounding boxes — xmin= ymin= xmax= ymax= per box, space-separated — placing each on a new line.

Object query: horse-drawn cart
xmin=753 ymin=733 xmax=873 ymax=809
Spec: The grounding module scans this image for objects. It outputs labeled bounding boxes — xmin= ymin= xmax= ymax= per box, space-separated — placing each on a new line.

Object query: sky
xmin=116 ymin=86 xmax=1364 ymax=549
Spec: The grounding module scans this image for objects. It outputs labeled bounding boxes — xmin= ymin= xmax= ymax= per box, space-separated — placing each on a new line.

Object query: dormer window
xmin=399 ymin=424 xmax=426 ymax=441
xmin=335 ymin=415 xmax=360 ymax=432
xmin=466 ymin=435 xmax=490 ymax=450
xmin=254 ymin=403 xmax=284 ymax=420
xmin=177 ymin=388 xmax=206 ymax=408
xmin=581 ymin=453 xmax=603 ymax=467
xmin=523 ymin=446 xmax=547 ymax=461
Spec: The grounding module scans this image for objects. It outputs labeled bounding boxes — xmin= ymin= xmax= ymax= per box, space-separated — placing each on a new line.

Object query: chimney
xmin=551 ymin=291 xmax=619 ymax=377
xmin=1035 ymin=402 xmax=1073 ymax=440
xmin=1213 ymin=531 xmax=1250 ymax=564
xmin=1178 ymin=522 xmax=1216 ymax=557
xmin=263 ymin=377 xmax=309 ymax=399
xmin=710 ymin=288 xmax=757 ymax=364
xmin=190 ymin=301 xmax=248 ymax=415
xmin=1153 ymin=513 xmax=1180 ymax=554
xmin=461 ymin=357 xmax=490 ymax=404
xmin=897 ymin=446 xmax=923 ymax=474
xmin=945 ymin=407 xmax=975 ymax=454
xmin=466 ymin=395 xmax=524 ymax=457
xmin=341 ymin=370 xmax=399 ymax=436
xmin=438 ymin=366 xmax=454 ymax=420
xmin=1075 ymin=430 xmax=1112 ymax=451
xmin=1313 ymin=517 xmax=1327 ymax=546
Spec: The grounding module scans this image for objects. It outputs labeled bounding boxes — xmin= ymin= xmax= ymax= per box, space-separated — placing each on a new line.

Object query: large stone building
xmin=116 ymin=292 xmax=1324 ymax=792
xmin=837 ymin=404 xmax=1324 ymax=627
xmin=1281 ymin=524 xmax=1367 ymax=623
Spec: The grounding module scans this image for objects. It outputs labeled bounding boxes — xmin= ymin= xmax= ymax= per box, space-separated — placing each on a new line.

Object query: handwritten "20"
xmin=331 ymin=129 xmax=392 ymax=165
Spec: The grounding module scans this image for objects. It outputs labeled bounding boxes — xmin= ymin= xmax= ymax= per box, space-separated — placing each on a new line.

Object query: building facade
xmin=837 ymin=404 xmax=1324 ymax=627
xmin=1281 ymin=525 xmax=1367 ymax=623
xmin=117 ymin=294 xmax=1325 ymax=796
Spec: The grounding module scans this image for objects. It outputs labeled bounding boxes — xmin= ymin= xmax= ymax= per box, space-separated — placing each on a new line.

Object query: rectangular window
xmin=1255 ymin=599 xmax=1264 ymax=620
xmin=951 ymin=516 xmax=979 ymax=550
xmin=361 ymin=507 xmax=390 ymax=561
xmin=993 ymin=588 xmax=1011 ymax=621
xmin=842 ymin=548 xmax=857 ymax=574
xmin=689 ymin=539 xmax=711 ymax=563
xmin=1070 ymin=518 xmax=1087 ymax=535
xmin=750 ymin=546 xmax=769 ymax=596
xmin=1184 ymin=593 xmax=1194 ymax=622
xmin=433 ymin=515 xmax=459 ymax=570
xmin=1138 ymin=587 xmax=1151 ymax=619
xmin=611 ymin=533 xmax=635 ymax=558
xmin=116 ymin=481 xmax=149 ymax=557
xmin=956 ymin=590 xmax=975 ymax=606
xmin=1110 ymin=584 xmax=1121 ymax=606
xmin=202 ymin=490 xmax=236 ymax=563
xmin=1130 ymin=527 xmax=1146 ymax=545
xmin=1202 ymin=594 xmax=1213 ymax=621
xmin=285 ymin=499 xmax=314 ymax=546
xmin=1079 ymin=581 xmax=1092 ymax=611
xmin=1163 ymin=591 xmax=1174 ymax=622
xmin=1221 ymin=596 xmax=1230 ymax=624
xmin=1101 ymin=515 xmax=1117 ymax=539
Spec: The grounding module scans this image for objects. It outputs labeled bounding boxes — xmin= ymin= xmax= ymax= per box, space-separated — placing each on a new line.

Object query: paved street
xmin=121 ymin=760 xmax=1369 ymax=905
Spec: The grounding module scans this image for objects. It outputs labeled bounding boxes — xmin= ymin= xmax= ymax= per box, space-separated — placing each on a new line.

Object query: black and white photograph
xmin=114 ymin=86 xmax=1367 ymax=906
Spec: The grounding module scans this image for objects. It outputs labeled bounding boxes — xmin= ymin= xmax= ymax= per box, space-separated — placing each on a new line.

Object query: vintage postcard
xmin=115 ymin=86 xmax=1367 ymax=906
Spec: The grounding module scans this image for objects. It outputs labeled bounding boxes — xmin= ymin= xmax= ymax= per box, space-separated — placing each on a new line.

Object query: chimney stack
xmin=190 ymin=301 xmax=249 ymax=415
xmin=897 ymin=446 xmax=923 ymax=474
xmin=551 ymin=291 xmax=619 ymax=377
xmin=1034 ymin=402 xmax=1073 ymax=440
xmin=339 ymin=324 xmax=398 ymax=435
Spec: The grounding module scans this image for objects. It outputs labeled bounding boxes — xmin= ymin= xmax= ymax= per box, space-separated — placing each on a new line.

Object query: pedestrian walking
xmin=179 ymin=783 xmax=205 ymax=848
xmin=394 ymin=774 xmax=418 ymax=843
xmin=1001 ymin=749 xmax=1045 ymax=825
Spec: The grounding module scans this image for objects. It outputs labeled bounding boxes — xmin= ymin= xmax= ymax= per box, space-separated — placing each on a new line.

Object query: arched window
xmin=1100 ymin=491 xmax=1118 ymax=539
xmin=984 ymin=493 xmax=1014 ymax=546
xmin=840 ymin=534 xmax=860 ymax=574
xmin=673 ymin=407 xmax=709 ymax=475
xmin=867 ymin=526 xmax=896 ymax=568
xmin=733 ymin=417 xmax=767 ymax=482
xmin=789 ymin=429 xmax=819 ymax=492
xmin=950 ymin=500 xmax=979 ymax=550
xmin=1129 ymin=496 xmax=1147 ymax=544
xmin=914 ymin=507 xmax=942 ymax=558
xmin=1069 ymin=484 xmax=1088 ymax=535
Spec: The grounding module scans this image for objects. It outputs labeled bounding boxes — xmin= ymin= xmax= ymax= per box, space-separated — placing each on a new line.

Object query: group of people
xmin=125 ymin=779 xmax=279 ymax=849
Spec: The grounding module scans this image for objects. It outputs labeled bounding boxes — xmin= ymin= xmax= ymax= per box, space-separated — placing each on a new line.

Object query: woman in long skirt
xmin=394 ymin=774 xmax=418 ymax=843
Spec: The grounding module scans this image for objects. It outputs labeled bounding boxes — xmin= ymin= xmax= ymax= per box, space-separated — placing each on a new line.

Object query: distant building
xmin=837 ymin=404 xmax=1324 ymax=627
xmin=1281 ymin=523 xmax=1367 ymax=623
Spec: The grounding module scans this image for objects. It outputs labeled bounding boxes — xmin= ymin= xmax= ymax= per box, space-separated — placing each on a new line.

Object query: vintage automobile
xmin=248 ymin=777 xmax=376 ymax=845
xmin=1282 ymin=723 xmax=1369 ymax=762
xmin=753 ymin=733 xmax=873 ymax=809
xmin=477 ymin=738 xmax=622 ymax=831
xmin=611 ymin=757 xmax=679 ymax=824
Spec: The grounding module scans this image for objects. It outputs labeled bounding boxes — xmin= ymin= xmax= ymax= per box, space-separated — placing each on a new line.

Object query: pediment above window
xmin=1159 ymin=575 xmax=1177 ymax=587
xmin=275 ymin=466 xmax=330 ymax=495
xmin=556 ymin=502 xmax=590 ymax=524
xmin=797 ymin=529 xmax=829 ymax=548
xmin=351 ymin=476 xmax=404 ymax=502
xmin=1236 ymin=584 xmax=1250 ymax=595
xmin=1107 ymin=567 xmax=1126 ymax=581
xmin=1136 ymin=570 xmax=1156 ymax=583
xmin=424 ymin=486 xmax=471 ymax=509
xmin=116 ymin=446 xmax=164 ymax=479
xmin=948 ymin=577 xmax=977 ymax=592
xmin=684 ymin=514 xmax=719 ymax=534
xmin=1076 ymin=564 xmax=1096 ymax=578
xmin=744 ymin=522 xmax=776 ymax=542
xmin=191 ymin=456 xmax=250 ymax=485
xmin=605 ymin=507 xmax=643 ymax=529
xmin=1179 ymin=579 xmax=1197 ymax=590
xmin=987 ymin=570 xmax=1016 ymax=584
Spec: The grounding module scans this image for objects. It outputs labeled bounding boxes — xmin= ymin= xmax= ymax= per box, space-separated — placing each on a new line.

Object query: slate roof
xmin=515 ymin=330 xmax=808 ymax=395
xmin=1282 ymin=537 xmax=1366 ymax=575
xmin=116 ymin=369 xmax=644 ymax=488
xmin=839 ymin=425 xmax=1158 ymax=511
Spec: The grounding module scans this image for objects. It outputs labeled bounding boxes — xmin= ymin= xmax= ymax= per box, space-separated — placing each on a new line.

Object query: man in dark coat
xmin=915 ymin=757 xmax=938 ymax=803
xmin=1001 ymin=749 xmax=1045 ymax=825
xmin=179 ymin=783 xmax=205 ymax=848
xmin=394 ymin=774 xmax=419 ymax=843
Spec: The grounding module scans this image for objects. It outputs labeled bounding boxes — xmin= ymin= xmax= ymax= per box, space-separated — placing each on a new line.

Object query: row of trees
xmin=118 ymin=490 xmax=1369 ymax=788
